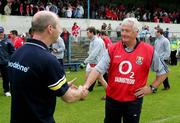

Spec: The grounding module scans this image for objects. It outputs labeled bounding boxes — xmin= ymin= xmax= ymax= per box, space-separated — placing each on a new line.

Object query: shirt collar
xmin=26 ymin=39 xmax=49 ymax=50
xmin=123 ymin=38 xmax=140 ymax=52
xmin=157 ymin=35 xmax=163 ymax=39
xmin=91 ymin=36 xmax=96 ymax=42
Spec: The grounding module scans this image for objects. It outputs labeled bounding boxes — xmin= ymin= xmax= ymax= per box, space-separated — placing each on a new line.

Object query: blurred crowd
xmin=0 ymin=0 xmax=180 ymax=23
xmin=0 ymin=0 xmax=85 ymax=18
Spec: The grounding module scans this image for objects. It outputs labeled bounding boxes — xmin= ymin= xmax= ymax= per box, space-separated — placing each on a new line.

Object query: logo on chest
xmin=136 ymin=56 xmax=144 ymax=65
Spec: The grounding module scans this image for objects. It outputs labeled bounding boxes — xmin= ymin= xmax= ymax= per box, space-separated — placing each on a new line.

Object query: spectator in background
xmin=65 ymin=3 xmax=73 ymax=18
xmin=154 ymin=27 xmax=171 ymax=90
xmin=32 ymin=4 xmax=39 ymax=15
xmin=84 ymin=27 xmax=107 ymax=91
xmin=99 ymin=31 xmax=112 ymax=92
xmin=163 ymin=28 xmax=169 ymax=39
xmin=71 ymin=22 xmax=80 ymax=43
xmin=101 ymin=23 xmax=107 ymax=31
xmin=45 ymin=2 xmax=52 ymax=11
xmin=51 ymin=36 xmax=65 ymax=66
xmin=107 ymin=23 xmax=112 ymax=37
xmin=19 ymin=3 xmax=23 ymax=15
xmin=99 ymin=31 xmax=112 ymax=49
xmin=25 ymin=27 xmax=33 ymax=39
xmin=170 ymin=34 xmax=178 ymax=65
xmin=29 ymin=4 xmax=34 ymax=16
xmin=11 ymin=0 xmax=20 ymax=15
xmin=61 ymin=28 xmax=71 ymax=62
xmin=0 ymin=26 xmax=15 ymax=96
xmin=139 ymin=26 xmax=151 ymax=43
xmin=4 ymin=1 xmax=12 ymax=15
xmin=38 ymin=2 xmax=45 ymax=11
xmin=9 ymin=30 xmax=25 ymax=49
xmin=49 ymin=2 xmax=58 ymax=14
xmin=0 ymin=0 xmax=3 ymax=14
xmin=116 ymin=23 xmax=121 ymax=39
xmin=74 ymin=2 xmax=84 ymax=18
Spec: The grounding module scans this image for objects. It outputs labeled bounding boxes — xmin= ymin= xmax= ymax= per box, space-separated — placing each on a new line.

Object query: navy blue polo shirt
xmin=8 ymin=39 xmax=69 ymax=123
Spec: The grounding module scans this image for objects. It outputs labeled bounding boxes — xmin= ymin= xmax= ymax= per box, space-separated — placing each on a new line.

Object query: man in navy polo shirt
xmin=8 ymin=11 xmax=88 ymax=123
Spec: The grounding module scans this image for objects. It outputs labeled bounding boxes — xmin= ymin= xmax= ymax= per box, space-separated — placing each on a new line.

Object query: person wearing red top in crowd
xmin=19 ymin=3 xmax=23 ymax=15
xmin=111 ymin=10 xmax=118 ymax=20
xmin=61 ymin=28 xmax=71 ymax=61
xmin=10 ymin=30 xmax=24 ymax=49
xmin=105 ymin=7 xmax=112 ymax=19
xmin=71 ymin=22 xmax=80 ymax=43
xmin=26 ymin=4 xmax=30 ymax=16
xmin=83 ymin=18 xmax=168 ymax=123
xmin=99 ymin=31 xmax=112 ymax=49
xmin=163 ymin=15 xmax=171 ymax=23
xmin=154 ymin=16 xmax=159 ymax=23
xmin=99 ymin=31 xmax=112 ymax=94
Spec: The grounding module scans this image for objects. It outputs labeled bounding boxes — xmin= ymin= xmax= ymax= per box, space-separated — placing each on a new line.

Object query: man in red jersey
xmin=99 ymin=31 xmax=112 ymax=49
xmin=71 ymin=22 xmax=80 ymax=43
xmin=9 ymin=30 xmax=24 ymax=49
xmin=83 ymin=17 xmax=168 ymax=123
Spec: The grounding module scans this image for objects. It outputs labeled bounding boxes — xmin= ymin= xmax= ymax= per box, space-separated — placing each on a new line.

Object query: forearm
xmin=151 ymin=73 xmax=168 ymax=88
xmin=135 ymin=73 xmax=168 ymax=98
xmin=84 ymin=69 xmax=101 ymax=89
xmin=98 ymin=75 xmax=108 ymax=90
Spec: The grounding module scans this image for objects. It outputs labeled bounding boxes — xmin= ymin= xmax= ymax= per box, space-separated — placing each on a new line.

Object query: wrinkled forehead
xmin=121 ymin=24 xmax=133 ymax=30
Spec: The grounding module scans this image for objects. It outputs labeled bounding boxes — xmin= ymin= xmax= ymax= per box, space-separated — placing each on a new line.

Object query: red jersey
xmin=106 ymin=41 xmax=154 ymax=102
xmin=72 ymin=25 xmax=80 ymax=37
xmin=20 ymin=3 xmax=23 ymax=14
xmin=13 ymin=37 xmax=25 ymax=49
xmin=103 ymin=36 xmax=112 ymax=49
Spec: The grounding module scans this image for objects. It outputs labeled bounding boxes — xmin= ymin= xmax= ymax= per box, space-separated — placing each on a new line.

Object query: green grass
xmin=0 ymin=62 xmax=180 ymax=123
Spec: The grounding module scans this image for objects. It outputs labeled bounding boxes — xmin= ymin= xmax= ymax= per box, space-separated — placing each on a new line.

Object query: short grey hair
xmin=31 ymin=11 xmax=58 ymax=32
xmin=121 ymin=17 xmax=142 ymax=32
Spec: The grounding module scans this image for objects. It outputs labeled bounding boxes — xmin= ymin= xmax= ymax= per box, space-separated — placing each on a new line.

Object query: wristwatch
xmin=150 ymin=85 xmax=157 ymax=93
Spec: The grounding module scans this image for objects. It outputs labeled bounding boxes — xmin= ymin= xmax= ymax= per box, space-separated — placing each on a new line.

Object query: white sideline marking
xmin=148 ymin=115 xmax=180 ymax=123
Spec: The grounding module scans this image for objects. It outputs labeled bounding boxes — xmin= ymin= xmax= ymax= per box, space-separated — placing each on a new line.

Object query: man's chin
xmin=122 ymin=40 xmax=128 ymax=43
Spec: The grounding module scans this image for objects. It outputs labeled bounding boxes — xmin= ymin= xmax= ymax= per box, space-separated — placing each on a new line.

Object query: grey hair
xmin=121 ymin=17 xmax=142 ymax=32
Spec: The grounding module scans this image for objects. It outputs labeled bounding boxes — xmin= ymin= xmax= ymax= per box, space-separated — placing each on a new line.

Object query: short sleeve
xmin=43 ymin=56 xmax=69 ymax=96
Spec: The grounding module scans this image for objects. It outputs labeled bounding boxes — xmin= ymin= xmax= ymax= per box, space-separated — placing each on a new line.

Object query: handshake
xmin=64 ymin=78 xmax=89 ymax=103
xmin=77 ymin=85 xmax=89 ymax=100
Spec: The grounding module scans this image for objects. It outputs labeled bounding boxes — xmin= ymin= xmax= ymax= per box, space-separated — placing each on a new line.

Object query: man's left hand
xmin=134 ymin=86 xmax=152 ymax=98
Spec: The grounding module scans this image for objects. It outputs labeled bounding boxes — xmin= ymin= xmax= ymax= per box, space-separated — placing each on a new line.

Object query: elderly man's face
xmin=121 ymin=24 xmax=137 ymax=43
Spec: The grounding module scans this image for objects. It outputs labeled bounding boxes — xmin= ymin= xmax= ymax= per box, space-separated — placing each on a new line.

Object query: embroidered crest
xmin=136 ymin=56 xmax=144 ymax=65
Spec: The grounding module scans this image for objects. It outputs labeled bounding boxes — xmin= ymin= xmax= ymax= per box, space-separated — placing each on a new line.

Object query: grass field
xmin=0 ymin=62 xmax=180 ymax=123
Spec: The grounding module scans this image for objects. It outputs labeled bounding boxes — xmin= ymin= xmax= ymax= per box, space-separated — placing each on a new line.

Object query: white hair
xmin=121 ymin=17 xmax=142 ymax=32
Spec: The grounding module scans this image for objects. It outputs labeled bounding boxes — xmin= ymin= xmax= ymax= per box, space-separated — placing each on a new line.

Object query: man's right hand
xmin=78 ymin=85 xmax=89 ymax=100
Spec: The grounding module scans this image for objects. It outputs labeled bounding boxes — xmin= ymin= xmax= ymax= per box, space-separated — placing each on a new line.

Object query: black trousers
xmin=163 ymin=60 xmax=170 ymax=89
xmin=170 ymin=50 xmax=177 ymax=65
xmin=163 ymin=77 xmax=170 ymax=89
xmin=104 ymin=96 xmax=143 ymax=123
xmin=0 ymin=64 xmax=10 ymax=93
